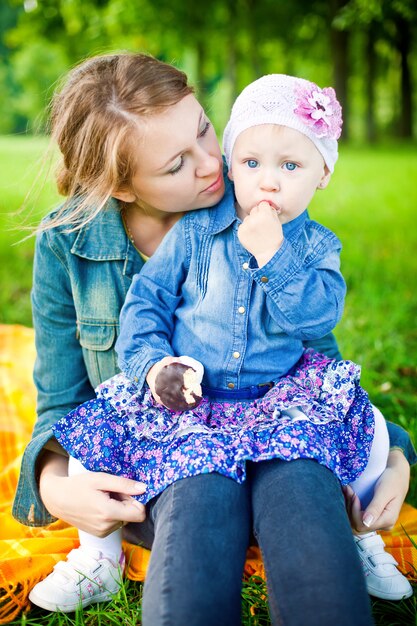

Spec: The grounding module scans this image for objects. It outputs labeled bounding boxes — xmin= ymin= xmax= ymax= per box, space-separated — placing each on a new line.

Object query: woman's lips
xmin=202 ymin=172 xmax=223 ymax=194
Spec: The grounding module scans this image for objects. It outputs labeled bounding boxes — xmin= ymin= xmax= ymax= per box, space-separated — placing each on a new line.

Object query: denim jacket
xmin=13 ymin=193 xmax=417 ymax=527
xmin=13 ymin=198 xmax=144 ymax=526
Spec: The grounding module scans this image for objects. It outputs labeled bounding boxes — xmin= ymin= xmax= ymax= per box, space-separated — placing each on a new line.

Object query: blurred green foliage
xmin=1 ymin=0 xmax=416 ymax=140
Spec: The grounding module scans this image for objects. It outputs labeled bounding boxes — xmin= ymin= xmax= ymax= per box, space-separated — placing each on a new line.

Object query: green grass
xmin=6 ymin=577 xmax=417 ymax=626
xmin=0 ymin=134 xmax=59 ymax=325
xmin=1 ymin=135 xmax=417 ymax=625
xmin=310 ymin=143 xmax=417 ymax=486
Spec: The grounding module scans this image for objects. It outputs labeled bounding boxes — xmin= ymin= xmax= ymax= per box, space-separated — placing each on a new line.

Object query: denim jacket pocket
xmin=78 ymin=321 xmax=120 ymax=388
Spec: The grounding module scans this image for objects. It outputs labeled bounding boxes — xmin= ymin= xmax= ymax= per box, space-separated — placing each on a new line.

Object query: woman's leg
xmin=141 ymin=473 xmax=251 ymax=626
xmin=250 ymin=459 xmax=374 ymax=626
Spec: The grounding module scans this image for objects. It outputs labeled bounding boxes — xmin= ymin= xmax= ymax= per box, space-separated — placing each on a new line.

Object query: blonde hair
xmin=42 ymin=52 xmax=193 ymax=232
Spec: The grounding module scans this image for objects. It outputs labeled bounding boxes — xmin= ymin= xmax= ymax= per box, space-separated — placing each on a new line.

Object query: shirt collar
xmin=71 ymin=198 xmax=129 ymax=260
xmin=282 ymin=210 xmax=309 ymax=237
xmin=195 ymin=177 xmax=239 ymax=235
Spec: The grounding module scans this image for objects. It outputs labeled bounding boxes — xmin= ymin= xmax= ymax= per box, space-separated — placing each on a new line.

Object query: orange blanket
xmin=0 ymin=324 xmax=415 ymax=623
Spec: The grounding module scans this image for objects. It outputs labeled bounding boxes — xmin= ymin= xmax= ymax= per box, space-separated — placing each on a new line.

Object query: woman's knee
xmin=251 ymin=458 xmax=344 ymax=508
xmin=152 ymin=473 xmax=251 ymax=534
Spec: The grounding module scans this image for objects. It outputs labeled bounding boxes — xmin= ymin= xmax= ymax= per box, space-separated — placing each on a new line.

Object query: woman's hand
xmin=344 ymin=449 xmax=410 ymax=532
xmin=39 ymin=452 xmax=146 ymax=537
xmin=237 ymin=201 xmax=283 ymax=267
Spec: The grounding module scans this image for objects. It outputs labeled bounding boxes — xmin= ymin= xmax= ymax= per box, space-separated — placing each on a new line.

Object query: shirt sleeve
xmin=116 ymin=221 xmax=188 ymax=389
xmin=250 ymin=230 xmax=346 ymax=340
xmin=386 ymin=421 xmax=417 ymax=465
xmin=303 ymin=332 xmax=342 ymax=360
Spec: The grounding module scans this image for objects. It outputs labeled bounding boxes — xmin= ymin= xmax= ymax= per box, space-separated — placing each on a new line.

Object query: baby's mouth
xmin=261 ymin=199 xmax=282 ymax=214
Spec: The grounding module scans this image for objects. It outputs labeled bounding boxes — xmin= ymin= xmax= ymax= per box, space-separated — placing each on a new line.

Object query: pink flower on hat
xmin=294 ymin=83 xmax=342 ymax=140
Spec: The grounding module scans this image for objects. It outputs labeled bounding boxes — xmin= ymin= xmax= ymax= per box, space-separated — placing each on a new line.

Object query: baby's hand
xmin=237 ymin=201 xmax=283 ymax=267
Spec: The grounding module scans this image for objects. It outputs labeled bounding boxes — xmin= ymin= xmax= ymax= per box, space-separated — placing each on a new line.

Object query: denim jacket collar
xmin=71 ymin=198 xmax=129 ymax=261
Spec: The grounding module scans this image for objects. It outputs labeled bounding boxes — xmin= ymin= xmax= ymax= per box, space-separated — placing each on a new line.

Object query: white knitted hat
xmin=223 ymin=74 xmax=343 ymax=173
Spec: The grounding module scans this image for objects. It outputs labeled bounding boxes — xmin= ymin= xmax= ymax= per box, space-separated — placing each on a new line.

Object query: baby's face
xmin=229 ymin=124 xmax=330 ymax=222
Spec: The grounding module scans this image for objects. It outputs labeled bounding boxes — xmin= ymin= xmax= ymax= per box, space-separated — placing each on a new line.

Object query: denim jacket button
xmin=260 ymin=276 xmax=269 ymax=283
xmin=238 ymin=306 xmax=245 ymax=314
xmin=242 ymin=262 xmax=249 ymax=270
xmin=233 ymin=351 xmax=240 ymax=359
xmin=227 ymin=382 xmax=235 ymax=389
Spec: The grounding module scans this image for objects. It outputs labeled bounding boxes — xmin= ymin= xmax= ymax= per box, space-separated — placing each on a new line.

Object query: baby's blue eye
xmin=284 ymin=162 xmax=297 ymax=171
xmin=246 ymin=159 xmax=258 ymax=169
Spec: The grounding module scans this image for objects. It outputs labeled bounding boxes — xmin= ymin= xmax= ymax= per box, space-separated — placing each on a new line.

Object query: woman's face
xmin=125 ymin=94 xmax=224 ymax=216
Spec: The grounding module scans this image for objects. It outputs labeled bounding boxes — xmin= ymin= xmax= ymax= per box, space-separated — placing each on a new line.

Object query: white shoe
xmin=29 ymin=547 xmax=124 ymax=612
xmin=354 ymin=531 xmax=413 ymax=600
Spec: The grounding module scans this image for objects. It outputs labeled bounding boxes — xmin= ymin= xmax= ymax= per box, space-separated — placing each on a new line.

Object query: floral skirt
xmin=52 ymin=349 xmax=375 ymax=504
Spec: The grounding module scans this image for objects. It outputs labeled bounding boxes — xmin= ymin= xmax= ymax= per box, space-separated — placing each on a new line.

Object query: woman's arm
xmin=13 ymin=226 xmax=146 ymax=531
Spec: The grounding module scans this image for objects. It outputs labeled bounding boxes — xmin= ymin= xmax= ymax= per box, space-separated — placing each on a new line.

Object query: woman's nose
xmin=195 ymin=149 xmax=220 ymax=178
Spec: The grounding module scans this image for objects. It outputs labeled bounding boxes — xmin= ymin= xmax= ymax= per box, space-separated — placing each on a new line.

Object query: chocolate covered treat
xmin=155 ymin=357 xmax=204 ymax=412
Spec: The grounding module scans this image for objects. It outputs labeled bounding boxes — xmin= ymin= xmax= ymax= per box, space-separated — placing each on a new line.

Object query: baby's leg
xmin=29 ymin=457 xmax=124 ymax=612
xmin=68 ymin=456 xmax=123 ymax=562
xmin=349 ymin=406 xmax=390 ymax=507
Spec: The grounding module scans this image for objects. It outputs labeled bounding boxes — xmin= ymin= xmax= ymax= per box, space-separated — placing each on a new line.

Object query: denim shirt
xmin=117 ymin=181 xmax=346 ymax=390
xmin=13 ymin=193 xmax=417 ymax=527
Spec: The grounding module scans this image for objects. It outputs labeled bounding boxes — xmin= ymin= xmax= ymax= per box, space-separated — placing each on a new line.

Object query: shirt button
xmin=260 ymin=276 xmax=269 ymax=283
xmin=233 ymin=351 xmax=240 ymax=359
xmin=227 ymin=382 xmax=235 ymax=389
xmin=238 ymin=306 xmax=245 ymax=314
xmin=242 ymin=262 xmax=249 ymax=270
xmin=134 ymin=376 xmax=138 ymax=382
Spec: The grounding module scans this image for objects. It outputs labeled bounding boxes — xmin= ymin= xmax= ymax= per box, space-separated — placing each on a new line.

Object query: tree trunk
xmin=195 ymin=39 xmax=208 ymax=110
xmin=365 ymin=23 xmax=377 ymax=143
xmin=245 ymin=0 xmax=262 ymax=80
xmin=329 ymin=0 xmax=350 ymax=141
xmin=395 ymin=16 xmax=413 ymax=138
xmin=226 ymin=0 xmax=238 ymax=102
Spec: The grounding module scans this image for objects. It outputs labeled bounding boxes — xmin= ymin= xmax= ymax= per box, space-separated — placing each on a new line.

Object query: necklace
xmin=121 ymin=208 xmax=150 ymax=261
xmin=122 ymin=208 xmax=137 ymax=248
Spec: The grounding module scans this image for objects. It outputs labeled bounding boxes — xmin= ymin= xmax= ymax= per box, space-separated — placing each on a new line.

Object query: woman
xmin=13 ymin=52 xmax=415 ymax=624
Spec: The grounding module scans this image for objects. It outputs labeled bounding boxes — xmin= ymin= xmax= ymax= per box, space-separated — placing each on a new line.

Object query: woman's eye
xmin=169 ymin=156 xmax=185 ymax=175
xmin=284 ymin=162 xmax=297 ymax=171
xmin=199 ymin=121 xmax=211 ymax=137
xmin=246 ymin=159 xmax=258 ymax=169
